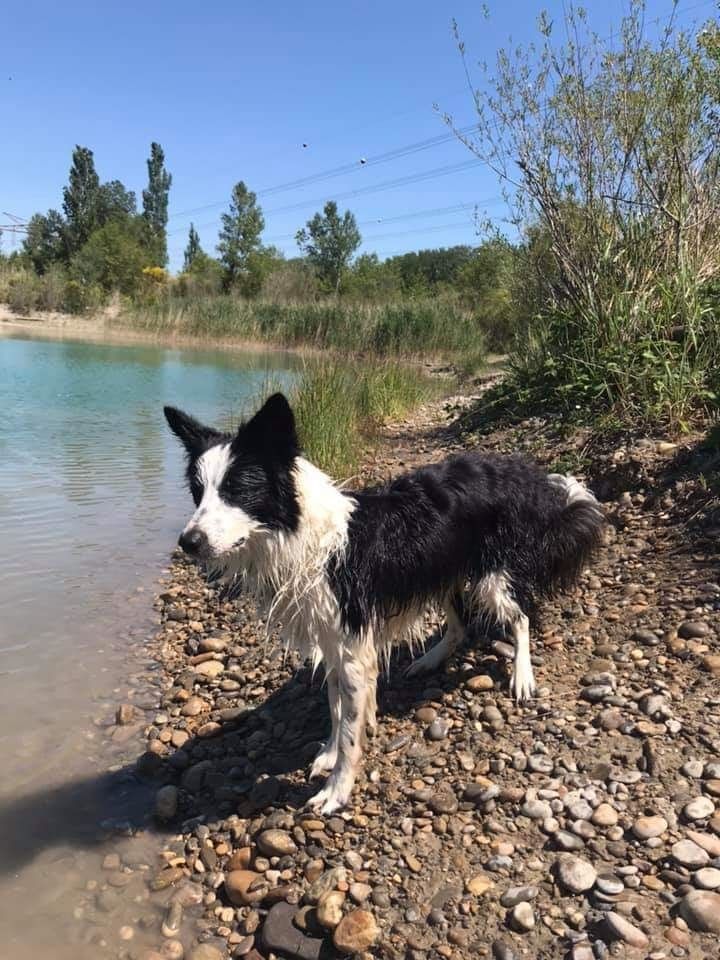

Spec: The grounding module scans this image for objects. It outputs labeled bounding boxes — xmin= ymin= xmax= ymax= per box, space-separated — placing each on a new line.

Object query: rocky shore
xmin=82 ymin=391 xmax=720 ymax=960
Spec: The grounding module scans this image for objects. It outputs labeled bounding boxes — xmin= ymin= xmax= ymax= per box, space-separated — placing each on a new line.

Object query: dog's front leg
xmin=310 ymin=665 xmax=342 ymax=778
xmin=308 ymin=642 xmax=374 ymax=815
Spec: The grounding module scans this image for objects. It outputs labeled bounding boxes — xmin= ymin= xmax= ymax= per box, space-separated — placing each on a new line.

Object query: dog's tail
xmin=543 ymin=474 xmax=604 ymax=593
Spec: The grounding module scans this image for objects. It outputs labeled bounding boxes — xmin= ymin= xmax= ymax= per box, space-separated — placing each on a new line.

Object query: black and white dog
xmin=165 ymin=394 xmax=603 ymax=813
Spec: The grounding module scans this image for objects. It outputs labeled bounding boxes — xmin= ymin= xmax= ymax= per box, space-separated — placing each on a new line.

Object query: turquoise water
xmin=0 ymin=333 xmax=299 ymax=779
xmin=0 ymin=332 xmax=301 ymax=955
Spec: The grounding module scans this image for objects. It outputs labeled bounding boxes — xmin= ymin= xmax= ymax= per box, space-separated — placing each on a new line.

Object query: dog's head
xmin=164 ymin=393 xmax=300 ymax=567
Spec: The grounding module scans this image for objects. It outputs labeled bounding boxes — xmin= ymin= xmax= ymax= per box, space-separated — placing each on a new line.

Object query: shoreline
xmin=0 ymin=308 xmax=322 ymax=358
xmin=70 ymin=388 xmax=720 ymax=960
xmin=0 ymin=306 xmax=505 ymax=375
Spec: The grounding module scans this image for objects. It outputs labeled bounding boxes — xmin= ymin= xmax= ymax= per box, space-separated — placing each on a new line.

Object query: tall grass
xmin=262 ymin=360 xmax=435 ymax=478
xmin=120 ymin=294 xmax=484 ymax=360
xmin=506 ymin=265 xmax=720 ymax=429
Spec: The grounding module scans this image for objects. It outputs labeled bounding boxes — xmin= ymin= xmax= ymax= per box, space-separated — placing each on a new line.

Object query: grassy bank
xmin=266 ymin=360 xmax=438 ymax=478
xmin=120 ymin=294 xmax=486 ymax=365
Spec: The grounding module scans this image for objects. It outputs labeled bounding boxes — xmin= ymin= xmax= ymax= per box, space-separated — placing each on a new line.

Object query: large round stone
xmin=557 ymin=856 xmax=597 ymax=893
xmin=678 ymin=890 xmax=720 ymax=933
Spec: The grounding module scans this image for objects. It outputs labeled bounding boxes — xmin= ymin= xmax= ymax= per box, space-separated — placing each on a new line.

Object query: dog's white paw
xmin=306 ymin=778 xmax=350 ymax=815
xmin=405 ymin=639 xmax=452 ymax=678
xmin=510 ymin=661 xmax=537 ymax=703
xmin=309 ymin=743 xmax=337 ymax=780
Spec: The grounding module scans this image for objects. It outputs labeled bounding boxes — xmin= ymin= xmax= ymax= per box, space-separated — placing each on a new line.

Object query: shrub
xmin=453 ymin=2 xmax=720 ymax=426
xmin=7 ymin=274 xmax=40 ymax=314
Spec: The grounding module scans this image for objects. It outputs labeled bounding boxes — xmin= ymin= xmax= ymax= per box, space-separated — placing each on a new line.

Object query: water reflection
xmin=0 ymin=332 xmax=299 ymax=734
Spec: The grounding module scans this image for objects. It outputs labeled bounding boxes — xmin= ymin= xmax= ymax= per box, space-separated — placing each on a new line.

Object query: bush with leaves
xmin=71 ymin=217 xmax=151 ymax=296
xmin=452 ymin=1 xmax=720 ymax=425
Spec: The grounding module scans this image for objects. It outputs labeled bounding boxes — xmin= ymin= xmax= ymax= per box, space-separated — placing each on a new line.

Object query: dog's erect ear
xmin=241 ymin=393 xmax=298 ymax=456
xmin=164 ymin=406 xmax=217 ymax=455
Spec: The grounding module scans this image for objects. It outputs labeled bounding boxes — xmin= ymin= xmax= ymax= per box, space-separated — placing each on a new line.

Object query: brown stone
xmin=225 ymin=870 xmax=265 ymax=906
xmin=333 ymin=910 xmax=380 ymax=953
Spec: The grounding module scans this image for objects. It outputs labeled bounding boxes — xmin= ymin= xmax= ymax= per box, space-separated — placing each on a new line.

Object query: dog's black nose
xmin=178 ymin=528 xmax=207 ymax=555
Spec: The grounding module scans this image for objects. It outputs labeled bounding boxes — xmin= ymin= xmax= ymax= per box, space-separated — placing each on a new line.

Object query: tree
xmin=451 ymin=0 xmax=720 ymax=418
xmin=216 ymin=181 xmax=265 ymax=291
xmin=63 ymin=146 xmax=101 ymax=253
xmin=142 ymin=142 xmax=172 ymax=265
xmin=296 ymin=201 xmax=361 ymax=293
xmin=23 ymin=210 xmax=69 ymax=273
xmin=183 ymin=223 xmax=202 ymax=271
xmin=71 ymin=217 xmax=151 ymax=295
xmin=97 ymin=180 xmax=136 ymax=222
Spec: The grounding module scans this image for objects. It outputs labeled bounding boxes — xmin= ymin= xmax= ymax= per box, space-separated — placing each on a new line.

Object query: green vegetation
xmin=260 ymin=360 xmax=434 ymax=478
xmin=454 ymin=0 xmax=720 ymax=429
xmin=1 ymin=141 xmax=518 ymax=366
xmin=296 ymin=201 xmax=361 ymax=294
xmin=123 ymin=296 xmax=484 ymax=359
xmin=142 ymin=142 xmax=172 ymax=266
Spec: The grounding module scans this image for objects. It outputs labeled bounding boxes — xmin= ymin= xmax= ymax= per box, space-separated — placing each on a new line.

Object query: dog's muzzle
xmin=178 ymin=527 xmax=208 ymax=556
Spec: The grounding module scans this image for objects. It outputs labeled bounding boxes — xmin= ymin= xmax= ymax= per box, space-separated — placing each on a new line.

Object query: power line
xmin=168 ymin=0 xmax=714 ymax=229
xmin=168 ymin=159 xmax=483 ymax=238
xmin=358 ymin=219 xmax=479 ymax=243
xmin=167 ymin=201 xmax=483 ymax=252
xmin=259 ymin=202 xmax=478 ymax=244
xmin=168 ymin=123 xmax=479 ymax=222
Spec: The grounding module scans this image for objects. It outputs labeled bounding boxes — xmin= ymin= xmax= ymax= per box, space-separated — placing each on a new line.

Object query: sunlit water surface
xmin=0 ymin=332 xmax=300 ymax=955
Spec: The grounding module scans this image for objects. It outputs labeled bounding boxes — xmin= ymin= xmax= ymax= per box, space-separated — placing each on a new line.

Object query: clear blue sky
xmin=1 ymin=0 xmax=715 ymax=270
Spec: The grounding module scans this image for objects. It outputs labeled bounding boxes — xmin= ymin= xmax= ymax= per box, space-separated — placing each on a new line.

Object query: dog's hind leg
xmin=365 ymin=653 xmax=379 ymax=739
xmin=308 ymin=640 xmax=376 ymax=815
xmin=405 ymin=593 xmax=465 ymax=677
xmin=310 ymin=665 xmax=342 ymax=779
xmin=471 ymin=572 xmax=536 ymax=703
xmin=509 ymin=612 xmax=535 ymax=702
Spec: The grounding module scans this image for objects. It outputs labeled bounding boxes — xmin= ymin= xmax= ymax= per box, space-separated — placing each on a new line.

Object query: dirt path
xmin=76 ymin=388 xmax=720 ymax=960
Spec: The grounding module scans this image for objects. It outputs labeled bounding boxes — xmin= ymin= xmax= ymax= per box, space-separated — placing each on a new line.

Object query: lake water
xmin=0 ymin=331 xmax=300 ymax=956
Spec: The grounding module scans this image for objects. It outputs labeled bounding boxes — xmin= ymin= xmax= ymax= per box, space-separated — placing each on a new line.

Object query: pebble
xmin=500 ymin=885 xmax=539 ymax=908
xmin=596 ymin=874 xmax=624 ymax=896
xmin=333 ymin=909 xmax=380 ymax=953
xmin=557 ymin=856 xmax=597 ymax=893
xmin=672 ymin=840 xmax=710 ymax=869
xmin=349 ymin=882 xmax=372 ymax=903
xmin=678 ymin=889 xmax=720 ymax=933
xmin=427 ymin=718 xmax=450 ymax=741
xmin=225 ymin=871 xmax=265 ymax=906
xmin=466 ymin=875 xmax=494 ymax=896
xmin=429 ymin=788 xmax=458 ymax=815
xmin=510 ymin=902 xmax=535 ymax=932
xmin=187 ymin=946 xmax=225 ymax=960
xmin=682 ymin=760 xmax=705 ymax=778
xmin=256 ymin=829 xmax=298 ymax=857
xmin=522 ymin=800 xmax=552 ymax=820
xmin=592 ymin=803 xmax=618 ymax=827
xmin=604 ymin=912 xmax=649 ymax=948
xmin=466 ymin=675 xmax=494 ymax=692
xmin=316 ymin=890 xmax=345 ymax=929
xmin=677 ymin=621 xmax=710 ymax=639
xmin=155 ymin=785 xmax=179 ymax=820
xmin=632 ymin=815 xmax=668 ymax=839
xmin=194 ymin=659 xmax=224 ymax=678
xmin=115 ymin=703 xmax=135 ymax=725
xmin=181 ymin=696 xmax=206 ymax=717
xmin=693 ymin=867 xmax=720 ymax=889
xmin=684 ymin=796 xmax=715 ymax=821
xmin=492 ymin=941 xmax=518 ymax=960
xmin=261 ymin=902 xmax=323 ymax=960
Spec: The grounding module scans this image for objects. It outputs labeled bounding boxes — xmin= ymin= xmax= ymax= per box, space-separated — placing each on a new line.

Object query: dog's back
xmin=329 ymin=452 xmax=604 ymax=634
